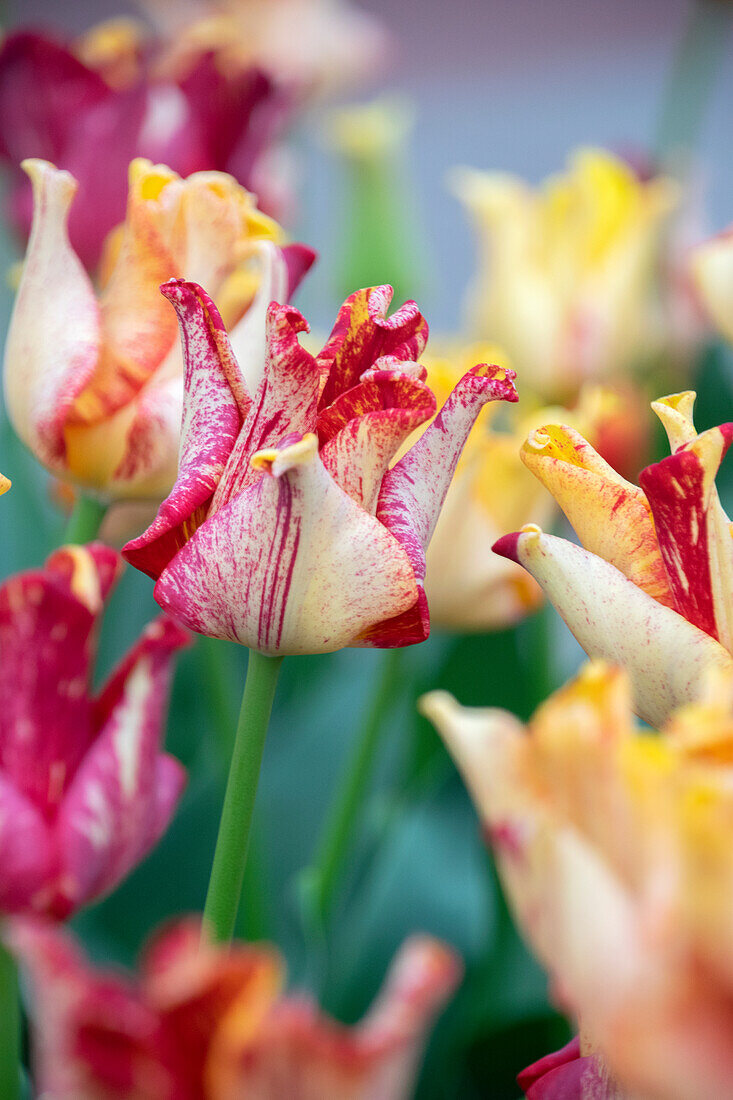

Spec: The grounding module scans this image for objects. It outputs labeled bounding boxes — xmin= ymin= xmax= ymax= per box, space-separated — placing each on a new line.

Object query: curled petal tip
xmin=0 ymin=475 xmax=10 ymax=495
xmin=467 ymin=362 xmax=519 ymax=402
xmin=491 ymin=531 xmax=521 ymax=563
xmin=418 ymin=689 xmax=461 ymax=725
xmin=250 ymin=432 xmax=318 ymax=477
xmin=267 ymin=301 xmax=310 ymax=336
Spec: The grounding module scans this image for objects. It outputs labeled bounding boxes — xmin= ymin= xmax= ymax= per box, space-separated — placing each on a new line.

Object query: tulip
xmin=493 ymin=391 xmax=733 ymax=726
xmin=0 ymin=24 xmax=291 ymax=267
xmin=4 ymin=156 xmax=313 ymax=504
xmin=451 ymin=148 xmax=678 ymax=402
xmin=141 ymin=0 xmax=389 ymax=102
xmin=11 ymin=916 xmax=461 ymax=1099
xmin=518 ymin=1037 xmax=619 ymax=1100
xmin=423 ymin=660 xmax=733 ymax=1100
xmin=0 ymin=543 xmax=188 ymax=919
xmin=123 ymin=281 xmax=518 ymax=654
xmin=690 ymin=218 xmax=733 ymax=345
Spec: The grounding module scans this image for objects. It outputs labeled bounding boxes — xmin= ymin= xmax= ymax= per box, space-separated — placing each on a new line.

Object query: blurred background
xmin=2 ymin=1 xmax=733 ymax=1097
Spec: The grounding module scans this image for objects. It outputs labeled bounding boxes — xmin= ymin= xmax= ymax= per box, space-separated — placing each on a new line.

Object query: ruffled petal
xmin=220 ymin=937 xmax=460 ymax=1100
xmin=319 ymin=365 xmax=436 ymax=512
xmin=153 ymin=434 xmax=418 ymax=654
xmin=365 ymin=365 xmax=517 ymax=646
xmin=317 ymin=285 xmax=428 ymax=409
xmin=211 ymin=303 xmax=321 ymax=512
xmin=521 ymin=423 xmax=674 ymax=607
xmin=55 ymin=617 xmax=187 ymax=914
xmin=493 ymin=527 xmax=733 ymax=727
xmin=228 ymin=239 xmax=316 ymax=395
xmin=3 ymin=159 xmax=101 ymax=470
xmin=639 ymin=423 xmax=733 ymax=653
xmin=123 ymin=281 xmax=248 ymax=580
xmin=0 ymin=544 xmax=122 ymax=815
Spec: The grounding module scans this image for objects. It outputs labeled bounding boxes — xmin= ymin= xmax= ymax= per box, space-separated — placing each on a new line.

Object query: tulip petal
xmin=691 ymin=225 xmax=733 ymax=345
xmin=319 ymin=366 xmax=436 ymax=512
xmin=651 ymin=391 xmax=698 ymax=451
xmin=56 ymin=617 xmax=187 ymax=912
xmin=639 ymin=424 xmax=733 ymax=654
xmin=0 ymin=544 xmax=122 ymax=815
xmin=153 ymin=434 xmax=418 ymax=654
xmin=123 ymin=281 xmax=248 ymax=580
xmin=317 ymin=285 xmax=429 ymax=409
xmin=211 ymin=303 xmax=321 ymax=512
xmin=0 ymin=773 xmax=54 ymax=913
xmin=227 ymin=937 xmax=460 ymax=1099
xmin=68 ymin=159 xmax=182 ymax=426
xmin=228 ymin=240 xmax=316 ymax=396
xmin=365 ymin=365 xmax=517 ymax=646
xmin=521 ymin=423 xmax=674 ymax=607
xmin=3 ymin=159 xmax=101 ymax=469
xmin=493 ymin=528 xmax=733 ymax=727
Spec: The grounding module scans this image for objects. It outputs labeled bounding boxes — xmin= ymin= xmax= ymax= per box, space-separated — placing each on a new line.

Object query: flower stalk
xmin=202 ymin=649 xmax=283 ymax=944
xmin=0 ymin=936 xmax=20 ymax=1100
xmin=303 ymin=647 xmax=405 ymax=927
xmin=63 ymin=494 xmax=107 ymax=544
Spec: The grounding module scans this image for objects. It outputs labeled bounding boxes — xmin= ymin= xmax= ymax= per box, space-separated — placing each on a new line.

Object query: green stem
xmin=202 ymin=649 xmax=282 ymax=944
xmin=655 ymin=0 xmax=733 ymax=163
xmin=304 ymin=647 xmax=404 ymax=927
xmin=64 ymin=494 xmax=108 ymax=544
xmin=0 ymin=937 xmax=20 ymax=1100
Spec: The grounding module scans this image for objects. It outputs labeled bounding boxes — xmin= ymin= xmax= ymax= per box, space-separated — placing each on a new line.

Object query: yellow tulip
xmin=452 ymin=148 xmax=678 ymax=401
xmin=423 ymin=660 xmax=733 ymax=1100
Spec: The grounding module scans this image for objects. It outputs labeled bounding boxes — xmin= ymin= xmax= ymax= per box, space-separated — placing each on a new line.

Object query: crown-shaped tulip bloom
xmin=11 ymin=916 xmax=460 ymax=1099
xmin=4 ymin=157 xmax=314 ymax=503
xmin=0 ymin=543 xmax=188 ymax=919
xmin=423 ymin=662 xmax=733 ymax=1100
xmin=123 ymin=282 xmax=518 ymax=654
xmin=493 ymin=391 xmax=733 ymax=726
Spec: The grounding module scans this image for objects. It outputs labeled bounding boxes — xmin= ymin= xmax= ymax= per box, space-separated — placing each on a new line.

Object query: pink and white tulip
xmin=11 ymin=916 xmax=461 ymax=1099
xmin=494 ymin=392 xmax=733 ymax=726
xmin=0 ymin=543 xmax=187 ymax=919
xmin=123 ymin=282 xmax=518 ymax=654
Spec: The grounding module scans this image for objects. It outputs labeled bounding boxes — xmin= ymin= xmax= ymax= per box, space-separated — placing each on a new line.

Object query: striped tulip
xmin=493 ymin=391 xmax=733 ymax=726
xmin=0 ymin=543 xmax=187 ymax=919
xmin=123 ymin=282 xmax=518 ymax=654
xmin=12 ymin=916 xmax=461 ymax=1099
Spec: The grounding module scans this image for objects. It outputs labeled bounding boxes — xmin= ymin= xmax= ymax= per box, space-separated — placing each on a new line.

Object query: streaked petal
xmin=228 ymin=239 xmax=316 ymax=395
xmin=68 ymin=159 xmax=181 ymax=426
xmin=317 ymin=285 xmax=428 ymax=409
xmin=56 ymin=617 xmax=187 ymax=912
xmin=211 ymin=303 xmax=321 ymax=512
xmin=493 ymin=528 xmax=733 ymax=727
xmin=123 ymin=281 xmax=248 ymax=580
xmin=521 ymin=423 xmax=674 ymax=606
xmin=3 ymin=159 xmax=100 ymax=469
xmin=153 ymin=434 xmax=418 ymax=654
xmin=0 ymin=773 xmax=54 ymax=913
xmin=639 ymin=423 xmax=733 ymax=652
xmin=0 ymin=544 xmax=122 ymax=814
xmin=319 ymin=365 xmax=436 ymax=512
